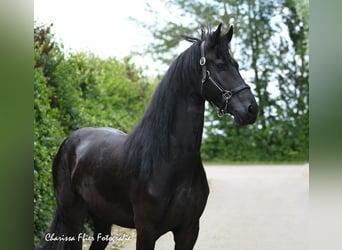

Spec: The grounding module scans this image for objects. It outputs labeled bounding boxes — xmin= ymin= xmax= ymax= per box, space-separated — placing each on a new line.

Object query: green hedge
xmin=33 ymin=24 xmax=154 ymax=243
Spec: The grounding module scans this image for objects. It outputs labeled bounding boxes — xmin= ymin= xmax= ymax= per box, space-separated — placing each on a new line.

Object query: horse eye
xmin=215 ymin=63 xmax=226 ymax=70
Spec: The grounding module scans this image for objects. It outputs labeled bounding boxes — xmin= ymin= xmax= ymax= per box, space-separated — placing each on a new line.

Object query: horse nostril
xmin=248 ymin=104 xmax=254 ymax=113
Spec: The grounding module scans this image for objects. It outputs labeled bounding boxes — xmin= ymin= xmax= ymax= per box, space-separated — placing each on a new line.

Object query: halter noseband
xmin=200 ymin=41 xmax=250 ymax=117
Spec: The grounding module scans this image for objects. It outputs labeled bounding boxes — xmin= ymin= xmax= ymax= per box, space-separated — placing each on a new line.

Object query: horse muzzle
xmin=229 ymin=99 xmax=258 ymax=126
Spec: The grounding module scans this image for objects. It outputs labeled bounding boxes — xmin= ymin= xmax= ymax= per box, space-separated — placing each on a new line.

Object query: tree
xmin=278 ymin=0 xmax=309 ymax=160
xmin=137 ymin=0 xmax=309 ymax=162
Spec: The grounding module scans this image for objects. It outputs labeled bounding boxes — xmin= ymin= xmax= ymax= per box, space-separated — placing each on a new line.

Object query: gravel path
xmin=121 ymin=165 xmax=309 ymax=250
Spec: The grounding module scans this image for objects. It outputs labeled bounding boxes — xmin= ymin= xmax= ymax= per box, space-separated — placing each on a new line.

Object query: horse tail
xmin=35 ymin=210 xmax=66 ymax=250
xmin=36 ymin=135 xmax=86 ymax=249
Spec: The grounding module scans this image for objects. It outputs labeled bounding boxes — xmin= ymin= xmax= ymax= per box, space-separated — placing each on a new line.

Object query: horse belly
xmin=94 ymin=200 xmax=135 ymax=228
xmin=79 ymin=182 xmax=135 ymax=228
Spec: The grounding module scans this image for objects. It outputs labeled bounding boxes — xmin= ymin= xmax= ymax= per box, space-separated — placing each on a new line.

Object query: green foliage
xmin=34 ymin=24 xmax=67 ymax=243
xmin=33 ymin=24 xmax=153 ymax=243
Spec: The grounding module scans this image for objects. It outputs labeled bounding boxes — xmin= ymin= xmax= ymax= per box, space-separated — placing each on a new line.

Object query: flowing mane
xmin=121 ymin=35 xmax=204 ymax=177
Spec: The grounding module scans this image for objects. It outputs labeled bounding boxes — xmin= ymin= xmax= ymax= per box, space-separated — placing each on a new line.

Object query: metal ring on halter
xmin=222 ymin=90 xmax=232 ymax=100
xmin=217 ymin=109 xmax=225 ymax=117
xmin=199 ymin=57 xmax=206 ymax=66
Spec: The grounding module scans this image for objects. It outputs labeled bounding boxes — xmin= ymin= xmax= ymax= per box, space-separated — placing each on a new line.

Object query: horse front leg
xmin=89 ymin=218 xmax=112 ymax=250
xmin=135 ymin=224 xmax=158 ymax=250
xmin=172 ymin=221 xmax=199 ymax=250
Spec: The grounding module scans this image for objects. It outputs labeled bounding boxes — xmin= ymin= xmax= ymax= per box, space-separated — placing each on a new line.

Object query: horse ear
xmin=226 ymin=25 xmax=234 ymax=43
xmin=212 ymin=23 xmax=223 ymax=45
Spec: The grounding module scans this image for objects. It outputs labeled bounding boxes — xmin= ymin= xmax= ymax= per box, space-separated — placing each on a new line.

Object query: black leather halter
xmin=200 ymin=41 xmax=250 ymax=117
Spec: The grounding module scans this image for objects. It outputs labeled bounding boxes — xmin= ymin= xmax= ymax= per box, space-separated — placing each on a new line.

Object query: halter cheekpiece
xmin=199 ymin=41 xmax=250 ymax=117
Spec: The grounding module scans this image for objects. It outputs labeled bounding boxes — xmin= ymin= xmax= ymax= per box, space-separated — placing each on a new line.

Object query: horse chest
xmin=146 ymin=171 xmax=209 ymax=230
xmin=171 ymin=179 xmax=209 ymax=217
xmin=133 ymin=168 xmax=209 ymax=227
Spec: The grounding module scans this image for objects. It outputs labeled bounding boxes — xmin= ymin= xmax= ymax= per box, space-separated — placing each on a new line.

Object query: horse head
xmin=200 ymin=23 xmax=258 ymax=126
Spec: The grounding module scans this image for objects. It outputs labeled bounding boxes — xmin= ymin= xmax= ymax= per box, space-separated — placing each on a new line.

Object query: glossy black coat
xmin=36 ymin=24 xmax=258 ymax=250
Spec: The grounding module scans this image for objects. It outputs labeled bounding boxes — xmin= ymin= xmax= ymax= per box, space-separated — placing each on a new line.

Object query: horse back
xmin=52 ymin=126 xmax=127 ymax=188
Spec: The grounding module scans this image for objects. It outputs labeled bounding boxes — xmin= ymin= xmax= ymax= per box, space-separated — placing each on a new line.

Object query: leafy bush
xmin=33 ymin=23 xmax=153 ymax=243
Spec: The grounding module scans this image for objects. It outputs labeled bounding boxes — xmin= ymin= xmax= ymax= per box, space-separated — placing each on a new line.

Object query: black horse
xmin=36 ymin=23 xmax=258 ymax=250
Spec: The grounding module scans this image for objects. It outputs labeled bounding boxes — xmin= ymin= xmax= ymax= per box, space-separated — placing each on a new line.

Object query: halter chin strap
xmin=200 ymin=41 xmax=250 ymax=117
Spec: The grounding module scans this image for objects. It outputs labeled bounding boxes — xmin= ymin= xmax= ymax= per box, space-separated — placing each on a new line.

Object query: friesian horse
xmin=36 ymin=23 xmax=258 ymax=250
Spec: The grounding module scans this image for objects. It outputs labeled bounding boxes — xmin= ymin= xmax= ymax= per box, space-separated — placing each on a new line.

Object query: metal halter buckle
xmin=222 ymin=90 xmax=232 ymax=100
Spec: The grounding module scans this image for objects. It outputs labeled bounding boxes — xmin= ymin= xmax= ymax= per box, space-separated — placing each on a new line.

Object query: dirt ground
xmin=120 ymin=165 xmax=309 ymax=250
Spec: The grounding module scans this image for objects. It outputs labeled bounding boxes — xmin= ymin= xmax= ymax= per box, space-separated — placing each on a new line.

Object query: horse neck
xmin=170 ymin=92 xmax=205 ymax=154
xmin=123 ymin=45 xmax=205 ymax=175
xmin=147 ymin=49 xmax=205 ymax=158
xmin=140 ymin=73 xmax=205 ymax=157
